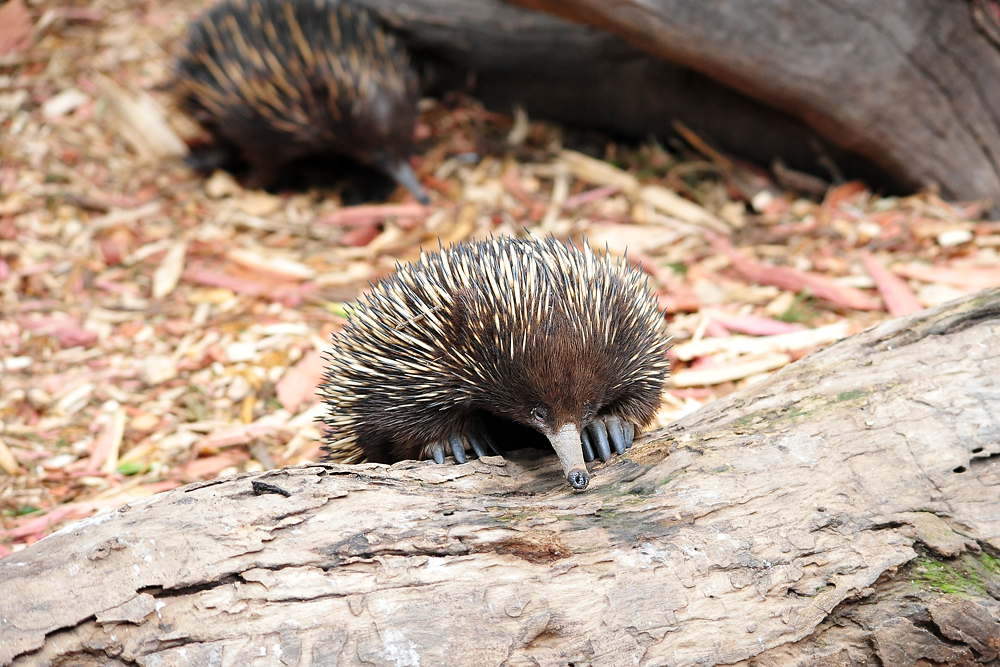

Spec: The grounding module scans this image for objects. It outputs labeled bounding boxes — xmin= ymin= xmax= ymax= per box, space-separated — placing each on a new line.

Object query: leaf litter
xmin=1 ymin=0 xmax=997 ymax=554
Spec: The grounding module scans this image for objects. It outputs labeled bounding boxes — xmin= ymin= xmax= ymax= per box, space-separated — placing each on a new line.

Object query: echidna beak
xmin=383 ymin=159 xmax=430 ymax=205
xmin=549 ymin=423 xmax=590 ymax=491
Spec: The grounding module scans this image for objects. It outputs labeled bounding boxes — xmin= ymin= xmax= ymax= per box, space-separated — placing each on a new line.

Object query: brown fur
xmin=319 ymin=236 xmax=671 ymax=465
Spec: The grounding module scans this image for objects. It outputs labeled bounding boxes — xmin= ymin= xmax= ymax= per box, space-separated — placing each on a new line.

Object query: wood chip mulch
xmin=2 ymin=0 xmax=997 ymax=554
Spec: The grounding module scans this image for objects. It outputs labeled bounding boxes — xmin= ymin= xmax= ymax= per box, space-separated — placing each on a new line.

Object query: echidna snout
xmin=372 ymin=152 xmax=430 ymax=205
xmin=548 ymin=423 xmax=590 ymax=490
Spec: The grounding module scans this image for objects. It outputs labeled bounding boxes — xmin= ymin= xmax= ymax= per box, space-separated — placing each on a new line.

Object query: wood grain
xmin=3 ymin=289 xmax=999 ymax=665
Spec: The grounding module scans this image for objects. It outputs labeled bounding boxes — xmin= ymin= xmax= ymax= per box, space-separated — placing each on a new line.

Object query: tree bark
xmin=2 ymin=288 xmax=1000 ymax=666
xmin=363 ymin=0 xmax=1000 ymax=208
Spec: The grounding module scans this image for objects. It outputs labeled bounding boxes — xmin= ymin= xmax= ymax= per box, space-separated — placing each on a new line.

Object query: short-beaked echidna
xmin=173 ymin=0 xmax=428 ymax=203
xmin=319 ymin=235 xmax=670 ymax=490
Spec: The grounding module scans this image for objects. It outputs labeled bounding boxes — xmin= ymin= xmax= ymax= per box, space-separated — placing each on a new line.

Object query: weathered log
xmin=2 ymin=288 xmax=1000 ymax=666
xmin=361 ymin=0 xmax=1000 ymax=207
xmin=360 ymin=0 xmax=884 ymax=189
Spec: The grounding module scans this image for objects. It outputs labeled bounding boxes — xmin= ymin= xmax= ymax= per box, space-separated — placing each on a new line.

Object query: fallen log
xmin=360 ymin=0 xmax=1000 ymax=207
xmin=2 ymin=288 xmax=1000 ymax=666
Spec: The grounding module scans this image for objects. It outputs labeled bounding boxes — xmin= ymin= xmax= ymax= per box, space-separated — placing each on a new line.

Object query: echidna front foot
xmin=581 ymin=416 xmax=636 ymax=463
xmin=423 ymin=428 xmax=501 ymax=465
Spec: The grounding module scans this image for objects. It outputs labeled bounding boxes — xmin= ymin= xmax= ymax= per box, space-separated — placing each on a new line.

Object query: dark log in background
xmin=361 ymin=0 xmax=1000 ymax=209
xmin=2 ymin=289 xmax=999 ymax=666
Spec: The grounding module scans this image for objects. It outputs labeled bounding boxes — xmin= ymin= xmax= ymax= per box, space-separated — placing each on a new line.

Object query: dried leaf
xmin=314 ymin=203 xmax=428 ymax=227
xmin=0 ymin=505 xmax=94 ymax=542
xmin=88 ymin=202 xmax=162 ymax=230
xmin=91 ymin=407 xmax=126 ymax=474
xmin=861 ymin=252 xmax=922 ymax=317
xmin=228 ymin=248 xmax=315 ymax=281
xmin=714 ymin=237 xmax=883 ymax=311
xmin=152 ymin=241 xmax=187 ymax=299
xmin=559 ymin=149 xmax=640 ymax=196
xmin=586 ymin=223 xmax=678 ymax=257
xmin=0 ymin=0 xmax=32 ymax=55
xmin=276 ymin=351 xmax=325 ymax=413
xmin=182 ymin=452 xmax=247 ymax=480
xmin=195 ymin=415 xmax=288 ymax=450
xmin=236 ymin=192 xmax=282 ymax=216
xmin=708 ymin=314 xmax=805 ymax=336
xmin=564 ymin=185 xmax=620 ymax=210
xmin=639 ymin=185 xmax=731 ymax=234
xmin=674 ymin=322 xmax=849 ymax=361
xmin=340 ymin=225 xmax=380 ymax=247
xmin=893 ymin=264 xmax=1000 ymax=291
xmin=41 ymin=88 xmax=89 ymax=119
xmin=823 ymin=181 xmax=868 ymax=209
xmin=0 ymin=437 xmax=20 ymax=475
xmin=507 ymin=104 xmax=530 ymax=146
xmin=672 ymin=353 xmax=792 ymax=387
xmin=205 ymin=171 xmax=241 ymax=198
xmin=96 ymin=75 xmax=187 ymax=162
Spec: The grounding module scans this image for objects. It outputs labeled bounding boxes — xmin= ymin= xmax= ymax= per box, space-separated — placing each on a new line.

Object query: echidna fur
xmin=173 ymin=0 xmax=428 ymax=203
xmin=319 ymin=235 xmax=670 ymax=490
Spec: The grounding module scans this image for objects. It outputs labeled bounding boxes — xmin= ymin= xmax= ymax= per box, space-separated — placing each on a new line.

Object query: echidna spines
xmin=319 ymin=234 xmax=670 ymax=489
xmin=174 ymin=0 xmax=428 ymax=202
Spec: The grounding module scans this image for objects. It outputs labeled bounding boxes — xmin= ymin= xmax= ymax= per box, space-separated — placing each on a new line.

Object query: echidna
xmin=172 ymin=0 xmax=429 ymax=203
xmin=319 ymin=235 xmax=670 ymax=490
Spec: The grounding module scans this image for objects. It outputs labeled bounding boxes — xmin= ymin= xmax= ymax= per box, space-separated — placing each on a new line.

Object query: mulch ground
xmin=2 ymin=0 xmax=998 ymax=555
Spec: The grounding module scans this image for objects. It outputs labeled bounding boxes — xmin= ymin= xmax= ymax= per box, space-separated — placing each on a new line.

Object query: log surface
xmin=2 ymin=290 xmax=1000 ymax=666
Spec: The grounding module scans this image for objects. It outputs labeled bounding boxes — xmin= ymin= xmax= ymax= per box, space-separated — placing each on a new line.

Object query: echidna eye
xmin=530 ymin=406 xmax=549 ymax=424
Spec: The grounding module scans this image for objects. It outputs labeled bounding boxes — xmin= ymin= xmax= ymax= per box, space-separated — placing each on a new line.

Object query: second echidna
xmin=319 ymin=235 xmax=670 ymax=490
xmin=172 ymin=0 xmax=428 ymax=203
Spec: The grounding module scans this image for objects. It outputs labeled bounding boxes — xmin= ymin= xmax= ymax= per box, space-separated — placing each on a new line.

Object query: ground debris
xmin=1 ymin=0 xmax=995 ymax=553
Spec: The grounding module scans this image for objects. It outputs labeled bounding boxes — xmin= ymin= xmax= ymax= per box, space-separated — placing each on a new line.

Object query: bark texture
xmin=363 ymin=0 xmax=1000 ymax=205
xmin=506 ymin=0 xmax=1000 ymax=204
xmin=364 ymin=0 xmax=885 ymax=187
xmin=2 ymin=289 xmax=1000 ymax=666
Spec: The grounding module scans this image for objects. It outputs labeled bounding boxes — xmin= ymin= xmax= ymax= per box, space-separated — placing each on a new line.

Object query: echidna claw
xmin=583 ymin=416 xmax=636 ymax=462
xmin=589 ymin=419 xmax=612 ymax=462
xmin=467 ymin=432 xmax=487 ymax=458
xmin=476 ymin=428 xmax=502 ymax=457
xmin=449 ymin=435 xmax=468 ymax=464
xmin=605 ymin=416 xmax=627 ymax=455
xmin=428 ymin=442 xmax=446 ymax=465
xmin=581 ymin=428 xmax=596 ymax=463
xmin=427 ymin=430 xmax=501 ymax=465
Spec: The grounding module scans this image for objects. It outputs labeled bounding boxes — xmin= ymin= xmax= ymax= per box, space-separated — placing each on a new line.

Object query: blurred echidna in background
xmin=319 ymin=235 xmax=671 ymax=490
xmin=172 ymin=0 xmax=429 ymax=203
